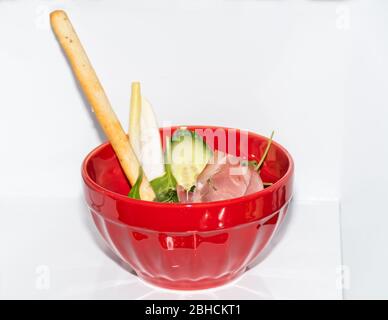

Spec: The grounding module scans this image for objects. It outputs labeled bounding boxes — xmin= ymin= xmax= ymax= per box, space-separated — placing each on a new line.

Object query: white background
xmin=0 ymin=0 xmax=387 ymax=299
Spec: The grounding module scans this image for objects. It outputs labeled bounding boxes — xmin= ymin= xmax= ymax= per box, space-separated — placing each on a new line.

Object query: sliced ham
xmin=245 ymin=168 xmax=264 ymax=195
xmin=178 ymin=151 xmax=264 ymax=203
xmin=177 ymin=185 xmax=195 ymax=203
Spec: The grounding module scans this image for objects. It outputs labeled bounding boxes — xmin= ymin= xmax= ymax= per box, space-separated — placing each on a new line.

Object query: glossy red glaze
xmin=82 ymin=126 xmax=294 ymax=290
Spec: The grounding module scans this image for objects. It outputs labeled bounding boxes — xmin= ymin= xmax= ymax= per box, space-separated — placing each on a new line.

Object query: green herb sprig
xmin=149 ymin=137 xmax=179 ymax=203
xmin=128 ymin=168 xmax=143 ymax=200
xmin=245 ymin=131 xmax=275 ymax=188
xmin=254 ymin=130 xmax=274 ymax=172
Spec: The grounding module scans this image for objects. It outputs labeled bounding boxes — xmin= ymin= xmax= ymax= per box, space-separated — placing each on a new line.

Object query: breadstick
xmin=50 ymin=10 xmax=155 ymax=201
xmin=129 ymin=82 xmax=142 ymax=158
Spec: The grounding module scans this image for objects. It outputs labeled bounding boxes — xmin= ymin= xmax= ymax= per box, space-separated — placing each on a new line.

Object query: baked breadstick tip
xmin=50 ymin=10 xmax=155 ymax=201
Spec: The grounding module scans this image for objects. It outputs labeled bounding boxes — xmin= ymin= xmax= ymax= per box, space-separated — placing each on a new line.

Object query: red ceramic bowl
xmin=82 ymin=126 xmax=294 ymax=290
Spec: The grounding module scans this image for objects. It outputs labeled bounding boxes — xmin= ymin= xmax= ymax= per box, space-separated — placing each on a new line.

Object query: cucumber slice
xmin=170 ymin=129 xmax=212 ymax=190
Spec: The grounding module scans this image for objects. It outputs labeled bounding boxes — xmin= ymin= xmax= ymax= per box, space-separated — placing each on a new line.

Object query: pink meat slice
xmin=177 ymin=185 xmax=195 ymax=203
xmin=245 ymin=168 xmax=264 ymax=195
xmin=177 ymin=151 xmax=264 ymax=203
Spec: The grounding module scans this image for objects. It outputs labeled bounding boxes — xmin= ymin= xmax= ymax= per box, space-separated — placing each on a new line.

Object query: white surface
xmin=1 ymin=0 xmax=388 ymax=299
xmin=0 ymin=198 xmax=342 ymax=300
xmin=340 ymin=0 xmax=388 ymax=299
xmin=0 ymin=0 xmax=345 ymax=202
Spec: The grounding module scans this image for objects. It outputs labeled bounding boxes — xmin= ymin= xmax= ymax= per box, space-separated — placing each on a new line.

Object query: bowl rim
xmin=82 ymin=125 xmax=294 ymax=208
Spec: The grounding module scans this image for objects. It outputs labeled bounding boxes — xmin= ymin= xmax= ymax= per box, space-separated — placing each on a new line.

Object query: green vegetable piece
xmin=128 ymin=169 xmax=143 ymax=200
xmin=150 ymin=137 xmax=179 ymax=203
xmin=241 ymin=160 xmax=258 ymax=168
xmin=170 ymin=129 xmax=213 ymax=190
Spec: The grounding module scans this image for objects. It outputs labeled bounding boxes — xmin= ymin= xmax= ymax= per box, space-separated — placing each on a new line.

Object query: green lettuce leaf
xmin=128 ymin=169 xmax=143 ymax=200
xmin=150 ymin=137 xmax=178 ymax=203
